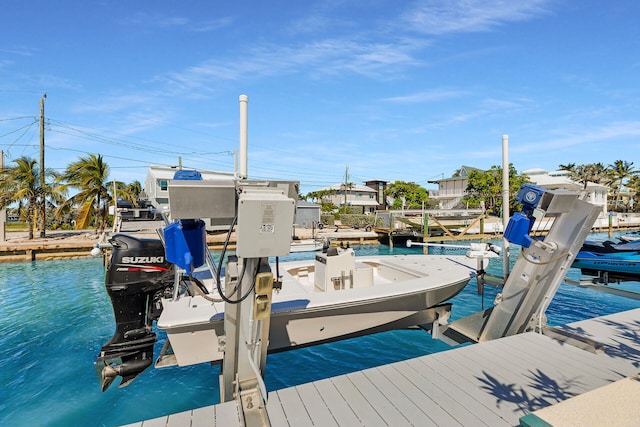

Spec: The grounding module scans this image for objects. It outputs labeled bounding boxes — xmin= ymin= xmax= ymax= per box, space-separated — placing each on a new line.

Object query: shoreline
xmin=2 ymin=220 xmax=638 ymax=263
xmin=0 ymin=225 xmax=379 ymax=262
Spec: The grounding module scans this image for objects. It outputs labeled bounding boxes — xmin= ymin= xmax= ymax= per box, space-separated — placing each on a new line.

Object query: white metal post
xmin=0 ymin=150 xmax=5 ymax=242
xmin=502 ymin=135 xmax=510 ymax=279
xmin=239 ymin=95 xmax=248 ymax=179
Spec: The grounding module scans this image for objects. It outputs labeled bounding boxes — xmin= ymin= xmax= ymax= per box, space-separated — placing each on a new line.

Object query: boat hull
xmin=572 ymin=250 xmax=640 ymax=281
xmin=157 ymin=254 xmax=477 ymax=367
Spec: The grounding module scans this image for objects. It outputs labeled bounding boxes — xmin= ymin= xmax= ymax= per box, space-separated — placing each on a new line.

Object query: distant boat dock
xmin=375 ymin=209 xmax=640 ymax=246
xmin=1 ymin=212 xmax=639 ymax=262
xmin=125 ymin=308 xmax=640 ymax=426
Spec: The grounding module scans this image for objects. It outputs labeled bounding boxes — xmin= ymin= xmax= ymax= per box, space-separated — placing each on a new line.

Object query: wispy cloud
xmin=0 ymin=45 xmax=37 ymax=56
xmin=381 ymin=89 xmax=467 ymax=103
xmin=520 ymin=120 xmax=640 ymax=153
xmin=401 ymin=0 xmax=550 ymax=35
xmin=121 ymin=12 xmax=233 ymax=32
xmin=190 ymin=17 xmax=235 ymax=32
xmin=122 ymin=12 xmax=189 ymax=28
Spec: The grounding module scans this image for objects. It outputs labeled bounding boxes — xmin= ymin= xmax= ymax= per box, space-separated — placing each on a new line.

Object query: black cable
xmin=214 ymin=216 xmax=259 ymax=304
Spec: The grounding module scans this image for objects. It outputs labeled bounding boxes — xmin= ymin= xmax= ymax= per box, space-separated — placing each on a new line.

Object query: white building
xmin=523 ymin=168 xmax=609 ymax=216
xmin=144 ymin=165 xmax=235 ymax=213
xmin=428 ymin=166 xmax=483 ymax=209
xmin=318 ymin=183 xmax=379 ymax=214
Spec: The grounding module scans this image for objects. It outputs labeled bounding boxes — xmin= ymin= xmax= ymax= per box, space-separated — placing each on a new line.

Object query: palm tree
xmin=607 ymin=160 xmax=637 ymax=210
xmin=58 ymin=154 xmax=111 ymax=232
xmin=0 ymin=156 xmax=65 ymax=239
xmin=114 ymin=180 xmax=142 ymax=206
xmin=0 ymin=157 xmax=39 ymax=239
xmin=558 ymin=163 xmax=576 ymax=173
xmin=567 ymin=163 xmax=608 ymax=190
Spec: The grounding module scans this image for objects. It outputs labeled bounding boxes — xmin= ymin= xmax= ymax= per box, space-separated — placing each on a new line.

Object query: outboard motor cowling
xmin=94 ymin=234 xmax=174 ymax=391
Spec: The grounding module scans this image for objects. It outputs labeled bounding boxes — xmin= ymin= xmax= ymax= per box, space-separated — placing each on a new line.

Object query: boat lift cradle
xmin=431 ymin=184 xmax=601 ymax=346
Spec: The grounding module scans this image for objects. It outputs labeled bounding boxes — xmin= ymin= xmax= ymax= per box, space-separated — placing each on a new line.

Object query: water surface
xmin=1 ymin=232 xmax=638 ymax=426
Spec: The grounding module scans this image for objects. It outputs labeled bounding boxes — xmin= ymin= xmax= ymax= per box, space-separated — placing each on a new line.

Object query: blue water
xmin=1 ymin=232 xmax=639 ymax=426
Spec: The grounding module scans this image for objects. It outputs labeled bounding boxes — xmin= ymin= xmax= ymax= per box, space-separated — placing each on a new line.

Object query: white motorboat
xmin=156 ymin=245 xmax=481 ymax=367
xmin=94 ymin=234 xmax=483 ymax=390
xmin=289 ymin=237 xmax=324 ymax=252
xmin=93 ymin=172 xmax=487 ymax=391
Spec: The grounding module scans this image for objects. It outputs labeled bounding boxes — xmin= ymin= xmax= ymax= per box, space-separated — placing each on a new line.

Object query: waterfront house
xmin=427 ymin=166 xmax=483 ymax=210
xmin=317 ymin=183 xmax=380 ymax=214
xmin=523 ymin=168 xmax=608 ymax=216
xmin=144 ymin=165 xmax=235 ymax=213
xmin=364 ymin=179 xmax=389 ymax=211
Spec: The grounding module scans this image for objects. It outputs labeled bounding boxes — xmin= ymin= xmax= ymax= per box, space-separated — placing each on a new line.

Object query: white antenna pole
xmin=502 ymin=134 xmax=510 ymax=279
xmin=239 ymin=95 xmax=248 ymax=179
xmin=0 ymin=150 xmax=5 ymax=242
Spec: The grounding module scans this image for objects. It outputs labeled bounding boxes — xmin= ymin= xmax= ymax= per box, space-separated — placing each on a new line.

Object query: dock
xmin=124 ymin=308 xmax=640 ymax=426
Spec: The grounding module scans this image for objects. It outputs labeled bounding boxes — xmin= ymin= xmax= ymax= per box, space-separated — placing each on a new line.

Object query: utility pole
xmin=39 ymin=93 xmax=46 ymax=238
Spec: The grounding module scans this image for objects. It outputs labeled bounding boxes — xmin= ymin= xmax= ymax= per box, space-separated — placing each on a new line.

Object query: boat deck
xmin=124 ymin=308 xmax=640 ymax=426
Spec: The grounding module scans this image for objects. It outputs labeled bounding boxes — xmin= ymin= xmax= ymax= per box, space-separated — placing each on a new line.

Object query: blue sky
xmin=1 ymin=0 xmax=639 ymax=194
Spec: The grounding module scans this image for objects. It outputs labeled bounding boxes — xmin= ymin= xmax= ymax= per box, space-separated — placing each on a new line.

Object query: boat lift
xmin=167 ymin=177 xmax=298 ymax=426
xmin=160 ymin=181 xmax=601 ymax=426
xmin=430 ymin=184 xmax=601 ymax=346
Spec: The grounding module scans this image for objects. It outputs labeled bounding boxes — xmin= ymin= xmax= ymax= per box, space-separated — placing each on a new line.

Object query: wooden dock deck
xmin=124 ymin=308 xmax=640 ymax=426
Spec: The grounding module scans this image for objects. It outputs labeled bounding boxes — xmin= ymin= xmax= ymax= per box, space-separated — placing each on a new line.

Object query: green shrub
xmin=320 ymin=214 xmax=335 ymax=226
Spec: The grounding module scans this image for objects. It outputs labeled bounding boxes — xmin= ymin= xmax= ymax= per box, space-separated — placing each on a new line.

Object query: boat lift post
xmin=217 ymin=182 xmax=297 ymax=427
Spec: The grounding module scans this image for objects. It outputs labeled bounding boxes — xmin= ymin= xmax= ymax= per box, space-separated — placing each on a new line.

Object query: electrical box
xmin=168 ymin=179 xmax=236 ymax=222
xmin=236 ymin=188 xmax=295 ymax=258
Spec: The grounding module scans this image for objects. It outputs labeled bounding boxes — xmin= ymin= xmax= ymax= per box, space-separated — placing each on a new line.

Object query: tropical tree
xmin=116 ymin=180 xmax=142 ymax=205
xmin=464 ymin=164 xmax=530 ymax=215
xmin=0 ymin=157 xmax=39 ymax=239
xmin=607 ymin=160 xmax=637 ymax=210
xmin=58 ymin=154 xmax=111 ymax=232
xmin=0 ymin=156 xmax=65 ymax=239
xmin=627 ymin=174 xmax=640 ymax=212
xmin=305 ymin=188 xmax=337 ymax=202
xmin=560 ymin=162 xmax=609 ymax=189
xmin=305 ymin=188 xmax=340 ymax=212
xmin=384 ymin=181 xmax=430 ymax=209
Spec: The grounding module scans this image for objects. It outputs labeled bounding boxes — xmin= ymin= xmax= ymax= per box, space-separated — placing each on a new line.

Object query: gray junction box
xmin=236 ymin=188 xmax=295 ymax=258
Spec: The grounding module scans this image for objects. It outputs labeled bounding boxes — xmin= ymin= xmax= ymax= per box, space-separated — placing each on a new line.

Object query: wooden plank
xmin=563 ymin=309 xmax=640 ymax=351
xmin=295 ymin=382 xmax=339 ymax=427
xmin=394 ymin=357 xmax=490 ymax=426
xmin=450 ymin=342 xmax=594 ymax=410
xmin=374 ymin=361 xmax=457 ymax=427
xmin=190 ymin=405 xmax=215 ymax=426
xmin=421 ymin=355 xmax=512 ymax=426
xmin=347 ymin=370 xmax=411 ymax=427
xmin=487 ymin=333 xmax=634 ymax=383
xmin=140 ymin=416 xmax=167 ymax=427
xmin=131 ymin=309 xmax=640 ymax=427
xmin=213 ymin=400 xmax=240 ymax=426
xmin=266 ymin=392 xmax=288 ymax=426
xmin=276 ymin=387 xmax=313 ymax=427
xmin=461 ymin=338 xmax=599 ymax=398
xmin=329 ymin=375 xmax=387 ymax=426
xmin=473 ymin=335 xmax=604 ymax=381
xmin=312 ymin=378 xmax=361 ymax=426
xmin=365 ymin=366 xmax=447 ymax=427
xmin=165 ymin=410 xmax=191 ymax=427
xmin=428 ymin=346 xmax=538 ymax=424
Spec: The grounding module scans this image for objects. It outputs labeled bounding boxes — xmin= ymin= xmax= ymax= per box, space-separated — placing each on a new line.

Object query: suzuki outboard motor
xmin=94 ymin=234 xmax=174 ymax=391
